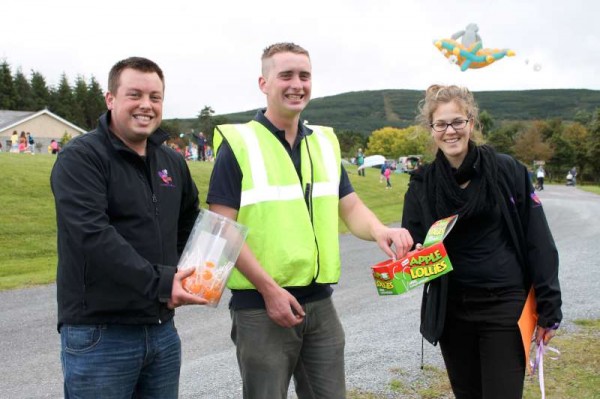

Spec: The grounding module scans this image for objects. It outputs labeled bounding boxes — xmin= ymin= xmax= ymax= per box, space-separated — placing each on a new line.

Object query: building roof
xmin=0 ymin=110 xmax=36 ymax=131
xmin=0 ymin=109 xmax=86 ymax=134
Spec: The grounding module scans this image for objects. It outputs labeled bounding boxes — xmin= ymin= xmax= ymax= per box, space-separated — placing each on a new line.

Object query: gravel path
xmin=0 ymin=185 xmax=598 ymax=398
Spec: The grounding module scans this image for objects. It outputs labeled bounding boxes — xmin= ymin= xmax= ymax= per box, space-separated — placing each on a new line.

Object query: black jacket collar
xmin=98 ymin=111 xmax=170 ymax=154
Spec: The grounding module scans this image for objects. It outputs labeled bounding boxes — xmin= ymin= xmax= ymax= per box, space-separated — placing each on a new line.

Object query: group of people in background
xmin=50 ymin=43 xmax=561 ymax=399
xmin=2 ymin=130 xmax=62 ymax=154
xmin=5 ymin=130 xmax=35 ymax=153
xmin=167 ymin=133 xmax=214 ymax=162
xmin=533 ymin=164 xmax=578 ymax=190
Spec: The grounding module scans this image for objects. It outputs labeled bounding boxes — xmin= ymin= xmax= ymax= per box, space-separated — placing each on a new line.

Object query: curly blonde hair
xmin=416 ymin=85 xmax=479 ymax=129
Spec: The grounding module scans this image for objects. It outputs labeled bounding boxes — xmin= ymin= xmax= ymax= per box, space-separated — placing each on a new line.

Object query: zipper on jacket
xmin=152 ymin=193 xmax=158 ymax=216
xmin=140 ymin=152 xmax=163 ymax=262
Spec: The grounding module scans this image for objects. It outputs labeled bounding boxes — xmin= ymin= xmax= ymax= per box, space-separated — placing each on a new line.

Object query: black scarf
xmin=423 ymin=141 xmax=498 ymax=220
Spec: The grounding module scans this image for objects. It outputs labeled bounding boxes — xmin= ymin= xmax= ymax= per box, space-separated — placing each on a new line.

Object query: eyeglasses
xmin=430 ymin=119 xmax=470 ymax=133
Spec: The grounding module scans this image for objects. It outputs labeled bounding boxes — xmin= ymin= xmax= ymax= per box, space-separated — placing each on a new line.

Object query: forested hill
xmin=216 ymin=89 xmax=600 ymax=134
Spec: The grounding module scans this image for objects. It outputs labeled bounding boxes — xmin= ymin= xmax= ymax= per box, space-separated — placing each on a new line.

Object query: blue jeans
xmin=231 ymin=296 xmax=346 ymax=399
xmin=60 ymin=319 xmax=181 ymax=399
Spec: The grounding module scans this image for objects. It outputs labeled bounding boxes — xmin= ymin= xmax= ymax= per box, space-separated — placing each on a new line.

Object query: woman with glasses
xmin=401 ymin=85 xmax=562 ymax=399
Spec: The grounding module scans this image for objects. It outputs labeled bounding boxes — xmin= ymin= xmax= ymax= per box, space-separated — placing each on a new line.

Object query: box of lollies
xmin=179 ymin=209 xmax=248 ymax=307
xmin=371 ymin=215 xmax=458 ymax=296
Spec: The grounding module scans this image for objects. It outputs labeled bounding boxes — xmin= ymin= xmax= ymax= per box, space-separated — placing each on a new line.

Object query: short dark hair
xmin=261 ymin=42 xmax=309 ymax=60
xmin=108 ymin=57 xmax=164 ymax=94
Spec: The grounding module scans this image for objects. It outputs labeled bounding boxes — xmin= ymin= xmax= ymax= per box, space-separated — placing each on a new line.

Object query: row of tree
xmin=361 ymin=109 xmax=600 ymax=183
xmin=168 ymin=103 xmax=600 ymax=183
xmin=0 ymin=60 xmax=105 ymax=131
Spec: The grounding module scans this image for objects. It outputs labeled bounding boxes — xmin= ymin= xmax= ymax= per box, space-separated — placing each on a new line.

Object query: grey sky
xmin=2 ymin=0 xmax=598 ymax=119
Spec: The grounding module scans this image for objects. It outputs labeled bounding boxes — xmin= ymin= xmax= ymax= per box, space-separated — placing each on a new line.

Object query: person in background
xmin=27 ymin=132 xmax=35 ymax=153
xmin=536 ymin=165 xmax=545 ymax=190
xmin=205 ymin=145 xmax=214 ymax=161
xmin=50 ymin=139 xmax=60 ymax=154
xmin=207 ymin=42 xmax=413 ymax=399
xmin=196 ymin=132 xmax=207 ymax=161
xmin=18 ymin=131 xmax=28 ymax=153
xmin=384 ymin=165 xmax=392 ymax=189
xmin=569 ymin=166 xmax=577 ymax=186
xmin=10 ymin=130 xmax=18 ymax=152
xmin=402 ymin=84 xmax=561 ymax=399
xmin=356 ymin=147 xmax=365 ymax=176
xmin=51 ymin=56 xmax=207 ymax=398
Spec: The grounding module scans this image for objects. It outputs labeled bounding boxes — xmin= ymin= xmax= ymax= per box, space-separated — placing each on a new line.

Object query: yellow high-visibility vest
xmin=214 ymin=121 xmax=342 ymax=289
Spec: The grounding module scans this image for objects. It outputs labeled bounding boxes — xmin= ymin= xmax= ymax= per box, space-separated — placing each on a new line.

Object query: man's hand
xmin=168 ymin=267 xmax=209 ymax=309
xmin=373 ymin=226 xmax=414 ymax=260
xmin=261 ymin=285 xmax=305 ymax=328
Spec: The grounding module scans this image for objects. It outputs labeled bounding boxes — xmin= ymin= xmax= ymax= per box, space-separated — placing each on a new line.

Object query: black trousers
xmin=439 ymin=286 xmax=527 ymax=399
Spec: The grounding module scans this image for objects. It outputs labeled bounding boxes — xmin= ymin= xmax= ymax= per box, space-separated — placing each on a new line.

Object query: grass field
xmin=347 ymin=319 xmax=600 ymax=398
xmin=0 ymin=152 xmax=409 ymax=290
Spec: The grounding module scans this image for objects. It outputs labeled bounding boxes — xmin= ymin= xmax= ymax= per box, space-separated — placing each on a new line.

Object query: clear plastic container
xmin=179 ymin=209 xmax=248 ymax=307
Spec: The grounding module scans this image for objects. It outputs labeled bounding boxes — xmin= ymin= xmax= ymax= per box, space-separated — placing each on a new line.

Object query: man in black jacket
xmin=51 ymin=57 xmax=207 ymax=398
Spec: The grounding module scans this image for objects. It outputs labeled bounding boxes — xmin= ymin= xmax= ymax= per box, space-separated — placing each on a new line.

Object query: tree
xmin=0 ymin=60 xmax=17 ymax=109
xmin=13 ymin=68 xmax=34 ymax=110
xmin=547 ymin=133 xmax=574 ymax=178
xmin=50 ymin=73 xmax=75 ymax=121
xmin=479 ymin=110 xmax=495 ymax=137
xmin=30 ymin=70 xmax=51 ymax=110
xmin=486 ymin=122 xmax=523 ymax=156
xmin=85 ymin=76 xmax=106 ymax=128
xmin=573 ymin=109 xmax=592 ymax=125
xmin=366 ymin=126 xmax=429 ymax=159
xmin=336 ymin=130 xmax=367 ymax=159
xmin=198 ymin=105 xmax=215 ymax=136
xmin=161 ymin=119 xmax=183 ymax=139
xmin=586 ymin=108 xmax=600 ymax=182
xmin=512 ymin=122 xmax=553 ymax=166
xmin=197 ymin=106 xmax=228 ymax=146
xmin=71 ymin=75 xmax=88 ymax=128
xmin=60 ymin=131 xmax=73 ymax=148
xmin=562 ymin=122 xmax=589 ymax=177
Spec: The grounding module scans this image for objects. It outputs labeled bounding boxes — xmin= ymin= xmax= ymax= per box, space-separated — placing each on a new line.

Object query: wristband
xmin=547 ymin=322 xmax=560 ymax=330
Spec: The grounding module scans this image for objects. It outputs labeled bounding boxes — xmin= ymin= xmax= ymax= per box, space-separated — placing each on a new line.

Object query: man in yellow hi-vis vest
xmin=207 ymin=42 xmax=414 ymax=399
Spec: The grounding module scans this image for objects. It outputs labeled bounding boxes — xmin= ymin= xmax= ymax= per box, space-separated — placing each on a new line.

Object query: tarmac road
xmin=1 ymin=185 xmax=598 ymax=398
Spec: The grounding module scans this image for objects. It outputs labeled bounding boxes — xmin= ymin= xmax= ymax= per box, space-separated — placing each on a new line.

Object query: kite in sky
xmin=434 ymin=23 xmax=515 ymax=71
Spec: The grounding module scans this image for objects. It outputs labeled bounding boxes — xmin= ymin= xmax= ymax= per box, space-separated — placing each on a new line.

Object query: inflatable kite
xmin=434 ymin=23 xmax=515 ymax=71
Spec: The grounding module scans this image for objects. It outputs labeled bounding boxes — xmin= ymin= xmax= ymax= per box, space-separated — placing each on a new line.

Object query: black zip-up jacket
xmin=402 ymin=152 xmax=562 ymax=344
xmin=51 ymin=112 xmax=199 ymax=330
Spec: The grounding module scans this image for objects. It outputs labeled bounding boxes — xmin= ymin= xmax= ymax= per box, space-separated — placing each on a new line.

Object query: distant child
xmin=384 ymin=166 xmax=392 ymax=189
xmin=50 ymin=139 xmax=60 ymax=154
xmin=379 ymin=162 xmax=386 ymax=182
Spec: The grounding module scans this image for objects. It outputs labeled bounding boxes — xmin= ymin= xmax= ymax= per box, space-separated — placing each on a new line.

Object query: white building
xmin=0 ymin=109 xmax=86 ymax=153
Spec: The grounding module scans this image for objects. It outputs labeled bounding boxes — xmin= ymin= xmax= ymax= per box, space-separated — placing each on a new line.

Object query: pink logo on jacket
xmin=158 ymin=169 xmax=175 ymax=187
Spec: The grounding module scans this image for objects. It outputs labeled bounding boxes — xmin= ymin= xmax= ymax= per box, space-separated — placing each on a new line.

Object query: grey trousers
xmin=230 ymin=296 xmax=346 ymax=399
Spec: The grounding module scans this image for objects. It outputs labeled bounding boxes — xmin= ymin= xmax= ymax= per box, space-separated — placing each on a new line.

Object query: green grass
xmin=348 ymin=319 xmax=600 ymax=398
xmin=340 ymin=166 xmax=411 ymax=233
xmin=522 ymin=319 xmax=600 ymax=399
xmin=579 ymin=185 xmax=600 ymax=195
xmin=0 ymin=154 xmax=409 ymax=290
xmin=0 ymin=154 xmax=58 ymax=289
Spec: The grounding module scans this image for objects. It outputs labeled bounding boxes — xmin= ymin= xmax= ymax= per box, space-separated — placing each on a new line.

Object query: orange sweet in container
xmin=181 ymin=262 xmax=225 ymax=305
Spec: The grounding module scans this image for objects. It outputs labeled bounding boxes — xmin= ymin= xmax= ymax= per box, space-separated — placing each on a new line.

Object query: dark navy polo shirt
xmin=206 ymin=109 xmax=354 ymax=310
